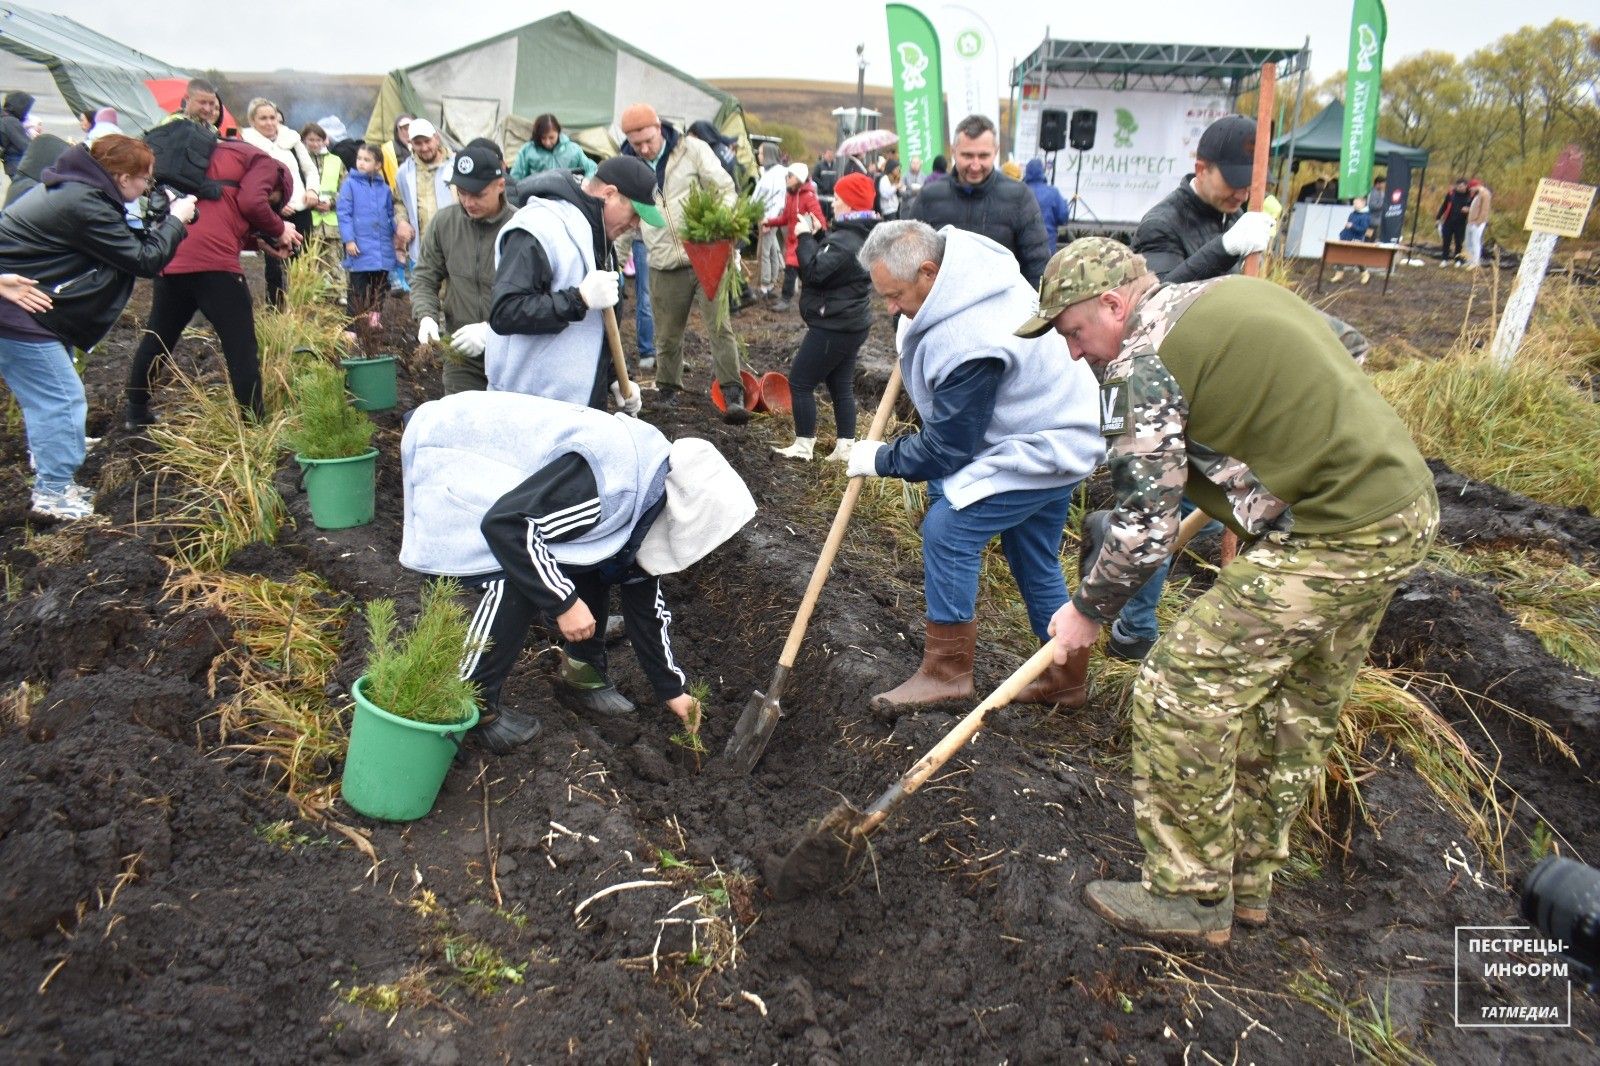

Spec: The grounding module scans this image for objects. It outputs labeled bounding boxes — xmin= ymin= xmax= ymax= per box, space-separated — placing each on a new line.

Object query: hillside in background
xmin=713 ymin=78 xmax=896 ymax=158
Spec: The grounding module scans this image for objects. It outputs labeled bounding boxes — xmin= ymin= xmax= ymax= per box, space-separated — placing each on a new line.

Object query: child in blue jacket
xmin=337 ymin=143 xmax=397 ymax=330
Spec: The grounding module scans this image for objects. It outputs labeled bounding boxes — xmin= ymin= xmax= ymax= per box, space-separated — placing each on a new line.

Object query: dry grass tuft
xmin=139 ymin=369 xmax=287 ymax=571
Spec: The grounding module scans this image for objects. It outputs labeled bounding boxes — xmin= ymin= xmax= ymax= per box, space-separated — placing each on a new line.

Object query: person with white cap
xmin=485 ymin=154 xmax=662 ymax=413
xmin=762 ymin=161 xmax=826 ymax=313
xmin=392 ymin=118 xmax=453 ymax=271
xmin=399 ymin=391 xmax=756 ymax=753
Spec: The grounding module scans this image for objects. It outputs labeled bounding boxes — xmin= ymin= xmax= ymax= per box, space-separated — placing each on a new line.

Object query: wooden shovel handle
xmin=1229 ymin=59 xmax=1276 ymax=567
xmin=860 ymin=643 xmax=1057 ymax=832
xmin=776 ymin=365 xmax=904 ymax=670
xmin=603 ymin=307 xmax=632 ymax=395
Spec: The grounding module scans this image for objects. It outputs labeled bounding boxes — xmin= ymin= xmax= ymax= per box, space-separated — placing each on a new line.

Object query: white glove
xmin=416 ymin=316 xmax=440 ymax=345
xmin=450 ymin=321 xmax=489 ymax=357
xmin=577 ymin=269 xmax=621 ymax=310
xmin=1222 ymin=211 xmax=1275 ymax=257
xmin=609 ymin=380 xmax=643 ymax=417
xmin=846 ymin=440 xmax=885 ymax=479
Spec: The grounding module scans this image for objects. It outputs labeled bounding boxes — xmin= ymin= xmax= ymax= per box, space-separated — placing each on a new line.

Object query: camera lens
xmin=1520 ymin=856 xmax=1600 ymax=969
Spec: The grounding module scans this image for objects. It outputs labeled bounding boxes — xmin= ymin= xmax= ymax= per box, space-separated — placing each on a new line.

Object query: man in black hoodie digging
xmin=484 ymin=154 xmax=662 ymax=414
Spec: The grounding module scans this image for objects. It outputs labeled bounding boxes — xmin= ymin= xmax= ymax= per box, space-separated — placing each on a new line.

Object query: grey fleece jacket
xmin=894 ymin=227 xmax=1104 ymax=509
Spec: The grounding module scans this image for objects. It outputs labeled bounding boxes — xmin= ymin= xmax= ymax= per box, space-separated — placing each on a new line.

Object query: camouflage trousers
xmin=1131 ymin=490 xmax=1439 ymax=900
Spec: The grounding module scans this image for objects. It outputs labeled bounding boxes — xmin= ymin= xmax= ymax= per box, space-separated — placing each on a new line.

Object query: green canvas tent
xmin=1270 ymin=99 xmax=1429 ymax=169
xmin=0 ymin=3 xmax=188 ymax=138
xmin=364 ymin=11 xmax=754 ymax=186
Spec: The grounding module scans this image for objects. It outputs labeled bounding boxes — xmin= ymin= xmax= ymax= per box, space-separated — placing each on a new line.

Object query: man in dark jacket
xmin=485 ymin=154 xmax=662 ymax=411
xmin=1435 ymin=177 xmax=1472 ymax=265
xmin=907 ymin=114 xmax=1051 ymax=286
xmin=1131 ymin=115 xmax=1275 ymax=284
xmin=413 ymin=143 xmax=515 ymax=394
xmin=0 ymin=91 xmax=34 ymax=178
xmin=126 ymin=127 xmax=299 ymax=426
xmin=813 ymin=148 xmax=839 ymax=216
xmin=399 ymin=391 xmax=755 ymax=752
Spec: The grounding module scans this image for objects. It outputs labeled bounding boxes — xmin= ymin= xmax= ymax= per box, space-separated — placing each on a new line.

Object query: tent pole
xmin=1408 ymin=162 xmax=1428 ymax=251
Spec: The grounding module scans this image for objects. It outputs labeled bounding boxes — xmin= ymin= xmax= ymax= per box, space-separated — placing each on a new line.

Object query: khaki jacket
xmin=1468 ymin=186 xmax=1492 ymax=225
xmin=639 ymin=133 xmax=735 ymax=272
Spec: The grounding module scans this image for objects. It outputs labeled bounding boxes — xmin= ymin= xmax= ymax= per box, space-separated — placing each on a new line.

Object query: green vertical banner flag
xmin=1339 ymin=0 xmax=1387 ymax=198
xmin=886 ymin=3 xmax=945 ymax=168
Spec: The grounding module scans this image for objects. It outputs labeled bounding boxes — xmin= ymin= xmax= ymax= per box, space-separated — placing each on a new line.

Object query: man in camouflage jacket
xmin=1015 ymin=237 xmax=1438 ymax=945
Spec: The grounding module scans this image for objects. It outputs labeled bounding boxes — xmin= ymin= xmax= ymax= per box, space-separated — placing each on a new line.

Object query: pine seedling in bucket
xmin=288 ymin=363 xmax=380 ymax=529
xmin=342 ymin=581 xmax=485 ymax=821
xmin=287 ymin=363 xmax=375 ymax=461
xmin=680 ymin=185 xmax=765 ymax=328
xmin=361 ymin=582 xmax=481 ymax=726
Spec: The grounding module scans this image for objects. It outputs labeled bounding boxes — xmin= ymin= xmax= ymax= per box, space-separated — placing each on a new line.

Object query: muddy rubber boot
xmin=721 ymin=382 xmax=752 ymax=426
xmin=823 ymin=438 xmax=854 ymax=462
xmin=871 ymin=620 xmax=977 ymax=710
xmin=1234 ymin=897 xmax=1270 ymax=928
xmin=1083 ymin=880 xmax=1232 ymax=946
xmin=471 ymin=705 xmax=542 ymax=755
xmin=1015 ymin=646 xmax=1091 ymax=709
xmin=554 ymin=653 xmax=635 ymax=717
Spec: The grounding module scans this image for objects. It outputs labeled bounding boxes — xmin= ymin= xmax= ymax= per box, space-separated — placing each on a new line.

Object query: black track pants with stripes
xmin=461 ymin=573 xmax=687 ymax=711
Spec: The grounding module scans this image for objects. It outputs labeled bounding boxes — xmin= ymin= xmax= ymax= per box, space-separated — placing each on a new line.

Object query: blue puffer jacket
xmin=337 ymin=171 xmax=397 ymax=272
xmin=1023 ymin=159 xmax=1070 ymax=255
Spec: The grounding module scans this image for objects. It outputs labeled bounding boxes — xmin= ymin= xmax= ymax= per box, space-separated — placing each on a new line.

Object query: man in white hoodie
xmin=849 ymin=220 xmax=1105 ymax=710
xmin=400 ymin=391 xmax=756 ymax=752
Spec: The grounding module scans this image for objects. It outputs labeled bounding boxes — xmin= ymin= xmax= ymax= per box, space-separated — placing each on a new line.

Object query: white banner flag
xmin=939 ymin=4 xmax=1000 ymax=132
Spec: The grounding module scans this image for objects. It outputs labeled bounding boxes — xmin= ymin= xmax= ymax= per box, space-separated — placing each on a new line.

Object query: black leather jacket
xmin=1131 ymin=175 xmax=1243 ymax=283
xmin=907 ymin=169 xmax=1050 ymax=287
xmin=795 ymin=215 xmax=876 ymax=333
xmin=0 ymin=145 xmax=187 ymax=349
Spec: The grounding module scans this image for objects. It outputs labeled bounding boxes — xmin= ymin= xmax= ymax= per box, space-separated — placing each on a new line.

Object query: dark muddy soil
xmin=0 ymin=261 xmax=1595 ymax=1063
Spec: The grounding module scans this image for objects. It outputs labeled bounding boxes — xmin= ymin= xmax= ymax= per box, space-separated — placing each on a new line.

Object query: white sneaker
xmin=31 ymin=485 xmax=94 ymax=520
xmin=64 ymin=482 xmax=95 ymax=507
xmin=824 ymin=438 xmax=855 ymax=462
xmin=771 ymin=437 xmax=815 ymax=460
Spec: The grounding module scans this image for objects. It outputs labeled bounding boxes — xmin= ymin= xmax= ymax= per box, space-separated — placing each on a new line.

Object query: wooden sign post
xmin=1491 ymin=146 xmax=1594 ymax=368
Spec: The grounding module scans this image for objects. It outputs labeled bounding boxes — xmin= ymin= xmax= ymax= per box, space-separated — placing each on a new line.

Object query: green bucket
xmin=342 ymin=675 xmax=479 ymax=822
xmin=341 ymin=355 xmax=398 ymax=411
xmin=298 ymin=448 xmax=378 ymax=529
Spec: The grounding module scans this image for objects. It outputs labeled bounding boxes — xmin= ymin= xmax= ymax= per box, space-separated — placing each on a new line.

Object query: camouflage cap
xmin=1015 ymin=237 xmax=1148 ymax=338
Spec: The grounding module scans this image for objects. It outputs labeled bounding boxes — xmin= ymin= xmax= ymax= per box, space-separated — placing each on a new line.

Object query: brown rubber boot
xmin=871 ymin=620 xmax=977 ymax=709
xmin=1015 ymin=647 xmax=1091 ymax=708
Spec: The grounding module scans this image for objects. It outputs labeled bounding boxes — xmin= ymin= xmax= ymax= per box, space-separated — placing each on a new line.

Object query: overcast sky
xmin=49 ymin=0 xmax=1582 ymax=84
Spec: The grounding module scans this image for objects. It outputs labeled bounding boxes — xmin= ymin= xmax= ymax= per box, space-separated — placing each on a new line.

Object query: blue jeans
xmin=631 ymin=240 xmax=654 ymax=357
xmin=922 ymin=481 xmax=1077 ymax=639
xmin=0 ymin=334 xmax=86 ymax=492
xmin=1115 ymin=498 xmax=1221 ymax=642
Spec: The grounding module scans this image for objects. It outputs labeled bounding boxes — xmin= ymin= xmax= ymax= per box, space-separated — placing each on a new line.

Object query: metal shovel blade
xmin=723 ymin=688 xmax=781 ymax=774
xmin=763 ymin=800 xmax=872 ymax=901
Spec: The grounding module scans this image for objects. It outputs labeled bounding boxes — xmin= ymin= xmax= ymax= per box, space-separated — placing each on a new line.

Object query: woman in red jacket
xmin=763 ymin=162 xmax=825 ymax=312
xmin=125 ymin=130 xmax=301 ymax=428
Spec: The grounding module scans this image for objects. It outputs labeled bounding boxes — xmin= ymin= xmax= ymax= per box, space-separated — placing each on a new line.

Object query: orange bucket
xmin=710 ymin=369 xmax=764 ymax=413
xmin=758 ymin=372 xmax=792 ymax=414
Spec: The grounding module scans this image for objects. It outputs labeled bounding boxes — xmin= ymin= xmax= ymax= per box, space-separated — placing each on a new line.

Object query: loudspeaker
xmin=1069 ymin=109 xmax=1098 ymax=152
xmin=1038 ymin=109 xmax=1068 ymax=152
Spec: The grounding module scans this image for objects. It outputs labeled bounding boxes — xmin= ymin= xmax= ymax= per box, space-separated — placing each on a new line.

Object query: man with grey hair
xmin=846 ymin=220 xmax=1103 ymax=710
xmin=906 ymin=114 xmax=1050 ymax=286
